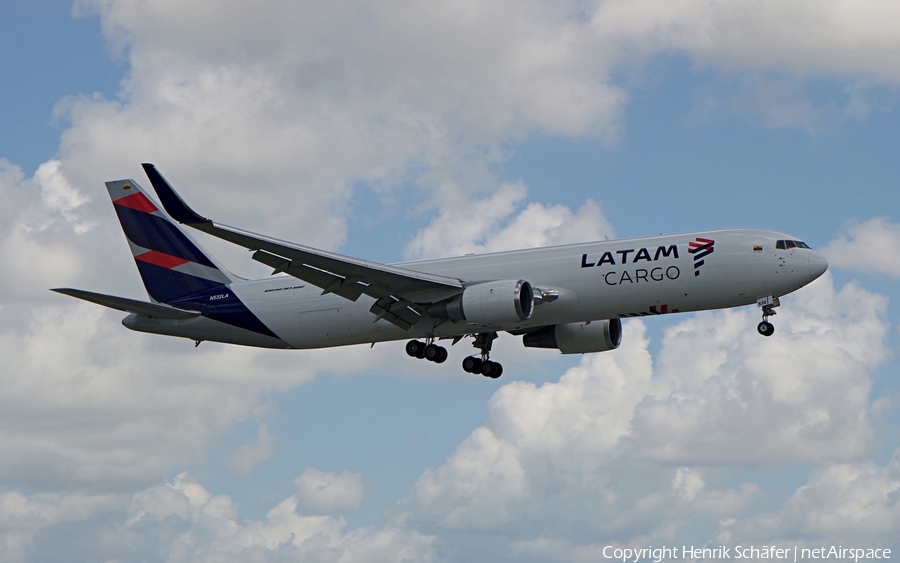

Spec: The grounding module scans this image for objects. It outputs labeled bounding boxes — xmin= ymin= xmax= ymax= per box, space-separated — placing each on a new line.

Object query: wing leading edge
xmin=141 ymin=164 xmax=464 ymax=329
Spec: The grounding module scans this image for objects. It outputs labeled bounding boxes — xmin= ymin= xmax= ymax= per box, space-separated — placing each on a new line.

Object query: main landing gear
xmin=462 ymin=332 xmax=503 ymax=379
xmin=405 ymin=339 xmax=448 ymax=363
xmin=406 ymin=332 xmax=504 ymax=378
xmin=756 ymin=295 xmax=780 ymax=337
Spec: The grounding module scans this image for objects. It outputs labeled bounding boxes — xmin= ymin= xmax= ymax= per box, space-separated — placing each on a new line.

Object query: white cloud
xmin=0 ymin=302 xmax=307 ymax=490
xmin=592 ymin=0 xmax=900 ymax=82
xmin=227 ymin=423 xmax=276 ymax=476
xmin=722 ymin=448 xmax=900 ymax=545
xmin=55 ymin=0 xmax=631 ymax=263
xmin=0 ymin=490 xmax=123 ymax=563
xmin=0 ymin=159 xmax=30 ymax=233
xmin=401 ymin=273 xmax=892 ymax=552
xmin=293 ymin=468 xmax=365 ymax=515
xmin=627 ymin=275 xmax=889 ymax=464
xmin=405 ymin=182 xmax=615 ymax=260
xmin=821 ymin=217 xmax=900 ymax=277
xmin=687 ymin=74 xmax=844 ymax=134
xmin=0 ymin=294 xmax=478 ymax=491
xmin=594 ymin=0 xmax=900 ymax=131
xmin=0 ymin=473 xmax=436 ymax=563
xmin=34 ymin=160 xmax=92 ymax=231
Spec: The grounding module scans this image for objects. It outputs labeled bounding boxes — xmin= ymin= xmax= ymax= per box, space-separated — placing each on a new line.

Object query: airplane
xmin=53 ymin=164 xmax=829 ymax=378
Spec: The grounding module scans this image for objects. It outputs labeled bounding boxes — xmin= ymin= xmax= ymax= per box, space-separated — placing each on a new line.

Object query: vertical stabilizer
xmin=106 ymin=179 xmax=235 ymax=304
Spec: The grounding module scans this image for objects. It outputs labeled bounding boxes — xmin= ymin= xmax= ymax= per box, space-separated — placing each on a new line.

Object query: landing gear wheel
xmin=424 ymin=344 xmax=441 ymax=361
xmin=757 ymin=321 xmax=775 ymax=337
xmin=757 ymin=298 xmax=778 ymax=338
xmin=434 ymin=347 xmax=448 ymax=364
xmin=462 ymin=356 xmax=482 ymax=374
xmin=405 ymin=340 xmax=423 ymax=357
xmin=481 ymin=360 xmax=503 ymax=379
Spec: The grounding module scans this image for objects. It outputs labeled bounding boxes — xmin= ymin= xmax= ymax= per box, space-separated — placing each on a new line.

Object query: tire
xmin=757 ymin=321 xmax=774 ymax=337
xmin=405 ymin=340 xmax=422 ymax=357
xmin=481 ymin=361 xmax=497 ymax=378
xmin=434 ymin=347 xmax=448 ymax=364
xmin=424 ymin=344 xmax=440 ymax=361
xmin=462 ymin=356 xmax=481 ymax=373
xmin=490 ymin=363 xmax=503 ymax=379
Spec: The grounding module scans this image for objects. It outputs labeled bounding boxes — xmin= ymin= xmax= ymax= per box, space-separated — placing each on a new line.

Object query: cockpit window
xmin=776 ymin=239 xmax=812 ymax=250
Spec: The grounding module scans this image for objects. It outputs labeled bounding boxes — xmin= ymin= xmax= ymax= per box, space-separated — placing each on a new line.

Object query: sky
xmin=1 ymin=0 xmax=899 ymax=561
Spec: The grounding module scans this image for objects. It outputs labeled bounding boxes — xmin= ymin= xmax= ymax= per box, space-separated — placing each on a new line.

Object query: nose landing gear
xmin=756 ymin=295 xmax=780 ymax=337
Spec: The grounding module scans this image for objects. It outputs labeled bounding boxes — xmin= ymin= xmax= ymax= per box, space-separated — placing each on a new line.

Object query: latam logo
xmin=688 ymin=237 xmax=715 ymax=276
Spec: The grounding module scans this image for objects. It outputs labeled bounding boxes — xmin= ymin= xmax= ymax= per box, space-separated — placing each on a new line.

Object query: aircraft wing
xmin=51 ymin=288 xmax=201 ymax=320
xmin=142 ymin=164 xmax=464 ymax=329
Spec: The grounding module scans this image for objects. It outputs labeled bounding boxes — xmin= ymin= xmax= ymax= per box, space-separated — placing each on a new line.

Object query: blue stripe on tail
xmin=114 ymin=206 xmax=217 ymax=268
xmin=135 ymin=261 xmax=224 ymax=303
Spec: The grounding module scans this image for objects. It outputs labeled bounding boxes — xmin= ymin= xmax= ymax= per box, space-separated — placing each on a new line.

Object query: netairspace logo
xmin=601 ymin=546 xmax=892 ymax=563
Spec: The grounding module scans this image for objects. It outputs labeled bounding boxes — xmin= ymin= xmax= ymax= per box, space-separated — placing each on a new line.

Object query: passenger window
xmin=776 ymin=240 xmax=786 ymax=250
xmin=785 ymin=240 xmax=796 ymax=249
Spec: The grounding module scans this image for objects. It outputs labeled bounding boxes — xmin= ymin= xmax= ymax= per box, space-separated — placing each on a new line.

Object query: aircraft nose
xmin=809 ymin=251 xmax=828 ymax=279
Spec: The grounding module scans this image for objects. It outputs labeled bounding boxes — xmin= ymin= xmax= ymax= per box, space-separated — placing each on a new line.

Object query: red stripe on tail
xmin=114 ymin=192 xmax=159 ymax=213
xmin=135 ymin=250 xmax=189 ymax=269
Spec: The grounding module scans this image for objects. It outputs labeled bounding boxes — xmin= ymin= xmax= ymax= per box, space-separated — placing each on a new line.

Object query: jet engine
xmin=426 ymin=279 xmax=534 ymax=325
xmin=522 ymin=319 xmax=622 ymax=354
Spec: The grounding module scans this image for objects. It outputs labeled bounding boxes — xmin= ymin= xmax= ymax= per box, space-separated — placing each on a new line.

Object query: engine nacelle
xmin=429 ymin=279 xmax=534 ymax=325
xmin=522 ymin=319 xmax=622 ymax=354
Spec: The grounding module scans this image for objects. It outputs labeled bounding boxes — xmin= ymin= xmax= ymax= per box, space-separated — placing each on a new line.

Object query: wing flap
xmin=369 ymin=295 xmax=423 ymax=330
xmin=252 ymin=249 xmax=369 ymax=301
xmin=52 ymin=288 xmax=201 ymax=320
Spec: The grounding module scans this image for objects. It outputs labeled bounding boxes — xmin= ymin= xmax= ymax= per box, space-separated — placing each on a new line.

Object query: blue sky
xmin=1 ymin=1 xmax=899 ymax=561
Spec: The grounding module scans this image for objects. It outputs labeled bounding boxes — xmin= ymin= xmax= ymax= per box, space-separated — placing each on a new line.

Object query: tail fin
xmin=106 ymin=178 xmax=235 ymax=304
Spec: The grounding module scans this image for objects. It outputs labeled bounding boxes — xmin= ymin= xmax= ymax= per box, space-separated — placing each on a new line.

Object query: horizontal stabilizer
xmin=51 ymin=288 xmax=201 ymax=320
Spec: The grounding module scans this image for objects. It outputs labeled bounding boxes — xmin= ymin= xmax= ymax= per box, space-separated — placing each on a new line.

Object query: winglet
xmin=141 ymin=163 xmax=210 ymax=225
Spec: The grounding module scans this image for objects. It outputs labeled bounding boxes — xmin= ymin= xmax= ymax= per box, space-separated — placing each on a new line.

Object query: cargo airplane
xmin=53 ymin=164 xmax=828 ymax=378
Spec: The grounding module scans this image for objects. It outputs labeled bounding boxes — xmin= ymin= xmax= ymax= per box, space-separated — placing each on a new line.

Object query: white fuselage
xmin=125 ymin=228 xmax=826 ymax=349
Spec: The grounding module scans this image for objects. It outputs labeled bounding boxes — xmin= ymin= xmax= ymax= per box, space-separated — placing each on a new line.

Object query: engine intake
xmin=523 ymin=319 xmax=622 ymax=354
xmin=427 ymin=279 xmax=534 ymax=325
